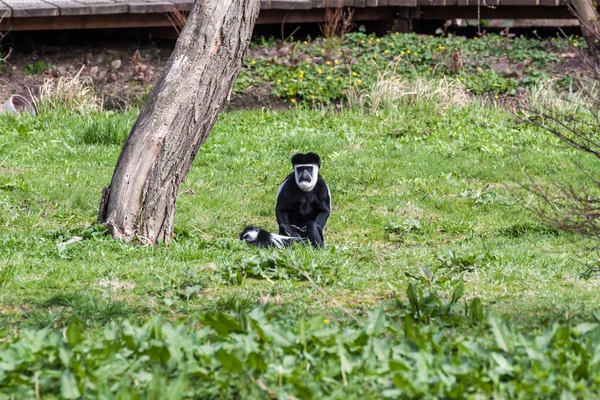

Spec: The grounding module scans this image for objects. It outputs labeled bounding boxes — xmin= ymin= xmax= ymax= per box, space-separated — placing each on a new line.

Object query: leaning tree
xmin=98 ymin=0 xmax=261 ymax=244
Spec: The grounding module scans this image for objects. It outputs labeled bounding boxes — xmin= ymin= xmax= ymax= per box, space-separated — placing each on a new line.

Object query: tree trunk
xmin=98 ymin=0 xmax=260 ymax=244
xmin=572 ymin=0 xmax=600 ymax=53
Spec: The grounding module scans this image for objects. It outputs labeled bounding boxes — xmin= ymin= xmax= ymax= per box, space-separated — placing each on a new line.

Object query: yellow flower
xmin=352 ymin=72 xmax=357 ymax=76
xmin=439 ymin=45 xmax=445 ymax=51
xmin=576 ymin=34 xmax=579 ymax=38
xmin=384 ymin=50 xmax=389 ymax=54
xmin=473 ymin=36 xmax=478 ymax=40
xmin=251 ymin=60 xmax=256 ymax=65
xmin=318 ymin=87 xmax=323 ymax=91
xmin=326 ymin=61 xmax=331 ymax=65
xmin=400 ymin=51 xmax=405 ymax=55
xmin=303 ymin=41 xmax=308 ymax=44
xmin=406 ymin=50 xmax=411 ymax=54
xmin=289 ymin=89 xmax=294 ymax=95
xmin=460 ymin=77 xmax=465 ymax=81
xmin=277 ymin=79 xmax=282 ymax=83
xmin=427 ymin=69 xmax=431 ymax=73
xmin=361 ymin=40 xmax=365 ymax=44
xmin=357 ymin=79 xmax=362 ymax=84
xmin=494 ymin=95 xmax=499 ymax=99
xmin=477 ymin=67 xmax=482 ymax=71
xmin=574 ymin=42 xmax=578 ymax=47
xmin=311 ymin=95 xmax=315 ymax=99
xmin=334 ymin=59 xmax=339 ymax=64
xmin=305 ymin=57 xmax=311 ymax=62
xmin=317 ymin=68 xmax=322 ymax=74
xmin=327 ymin=75 xmax=332 ymax=80
xmin=291 ymin=98 xmax=296 ymax=103
xmin=414 ymin=51 xmax=418 ymax=55
xmin=373 ymin=54 xmax=377 ymax=58
xmin=330 ymin=67 xmax=334 ymax=71
xmin=395 ymin=32 xmax=399 ymax=35
xmin=324 ymin=319 xmax=329 ymax=324
xmin=376 ymin=38 xmax=381 ymax=43
xmin=369 ymin=37 xmax=374 ymax=41
xmin=321 ymin=49 xmax=325 ymax=54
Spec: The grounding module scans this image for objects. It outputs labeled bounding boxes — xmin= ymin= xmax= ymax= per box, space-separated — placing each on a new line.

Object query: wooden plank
xmin=44 ymin=0 xmax=90 ymax=15
xmin=167 ymin=0 xmax=192 ymax=11
xmin=127 ymin=0 xmax=174 ymax=13
xmin=366 ymin=0 xmax=377 ymax=5
xmin=2 ymin=0 xmax=58 ymax=17
xmin=260 ymin=0 xmax=271 ymax=9
xmin=354 ymin=0 xmax=365 ymax=6
xmin=74 ymin=0 xmax=127 ymax=15
xmin=272 ymin=0 xmax=311 ymax=8
xmin=310 ymin=0 xmax=351 ymax=7
xmin=0 ymin=1 xmax=12 ymax=17
xmin=388 ymin=0 xmax=416 ymax=5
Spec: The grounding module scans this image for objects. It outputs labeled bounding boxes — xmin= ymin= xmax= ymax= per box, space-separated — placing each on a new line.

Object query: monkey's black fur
xmin=276 ymin=152 xmax=331 ymax=248
xmin=239 ymin=226 xmax=305 ymax=248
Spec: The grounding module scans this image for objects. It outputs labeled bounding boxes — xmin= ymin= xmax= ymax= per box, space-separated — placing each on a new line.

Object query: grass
xmin=1 ymin=88 xmax=600 ymax=396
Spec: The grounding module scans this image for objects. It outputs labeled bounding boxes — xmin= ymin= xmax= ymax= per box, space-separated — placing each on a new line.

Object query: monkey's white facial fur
xmin=242 ymin=228 xmax=259 ymax=242
xmin=294 ymin=164 xmax=319 ymax=192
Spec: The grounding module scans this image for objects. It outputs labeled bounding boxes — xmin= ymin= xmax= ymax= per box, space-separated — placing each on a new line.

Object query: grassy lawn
xmin=1 ymin=88 xmax=600 ymax=396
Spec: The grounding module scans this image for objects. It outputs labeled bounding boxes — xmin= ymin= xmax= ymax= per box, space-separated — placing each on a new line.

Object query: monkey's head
xmin=291 ymin=152 xmax=321 ymax=192
xmin=240 ymin=226 xmax=260 ymax=243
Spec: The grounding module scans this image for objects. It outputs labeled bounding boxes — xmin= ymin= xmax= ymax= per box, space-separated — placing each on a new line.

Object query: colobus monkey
xmin=239 ymin=226 xmax=306 ymax=248
xmin=276 ymin=152 xmax=331 ymax=248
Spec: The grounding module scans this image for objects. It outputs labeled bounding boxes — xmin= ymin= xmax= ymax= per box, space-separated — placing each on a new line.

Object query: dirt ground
xmin=0 ymin=39 xmax=290 ymax=111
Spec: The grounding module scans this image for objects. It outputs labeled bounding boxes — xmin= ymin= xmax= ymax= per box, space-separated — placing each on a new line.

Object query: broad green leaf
xmin=407 ymin=283 xmax=419 ymax=313
xmin=365 ymin=308 xmax=386 ymax=337
xmin=60 ymin=370 xmax=80 ymax=399
xmin=216 ymin=349 xmax=243 ymax=372
xmin=198 ymin=312 xmax=244 ymax=336
xmin=450 ymin=281 xmax=464 ymax=304
xmin=489 ymin=317 xmax=512 ymax=353
xmin=65 ymin=316 xmax=84 ymax=346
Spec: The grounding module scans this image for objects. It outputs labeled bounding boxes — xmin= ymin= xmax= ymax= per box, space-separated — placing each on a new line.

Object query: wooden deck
xmin=0 ymin=0 xmax=574 ymax=31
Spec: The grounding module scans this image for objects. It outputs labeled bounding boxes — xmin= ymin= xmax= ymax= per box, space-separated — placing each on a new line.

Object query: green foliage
xmin=2 ymin=303 xmax=600 ymax=398
xmin=220 ymin=249 xmax=335 ymax=285
xmin=24 ymin=61 xmax=54 ymax=75
xmin=235 ymin=32 xmax=584 ymax=104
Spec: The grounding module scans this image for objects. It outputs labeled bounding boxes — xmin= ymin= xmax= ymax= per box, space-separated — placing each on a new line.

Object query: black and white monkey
xmin=239 ymin=152 xmax=331 ymax=249
xmin=276 ymin=152 xmax=331 ymax=248
xmin=239 ymin=226 xmax=306 ymax=248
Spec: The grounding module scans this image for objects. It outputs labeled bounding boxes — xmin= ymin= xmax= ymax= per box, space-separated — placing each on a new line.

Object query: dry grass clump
xmin=347 ymin=68 xmax=471 ymax=113
xmin=527 ymin=78 xmax=597 ymax=115
xmin=33 ymin=67 xmax=101 ymax=114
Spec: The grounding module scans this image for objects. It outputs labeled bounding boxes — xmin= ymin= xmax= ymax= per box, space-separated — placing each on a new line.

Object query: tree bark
xmin=98 ymin=0 xmax=260 ymax=244
xmin=572 ymin=0 xmax=600 ymax=53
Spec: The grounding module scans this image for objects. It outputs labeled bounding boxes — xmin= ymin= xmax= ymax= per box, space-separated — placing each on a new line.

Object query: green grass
xmin=1 ymin=99 xmax=600 ymax=397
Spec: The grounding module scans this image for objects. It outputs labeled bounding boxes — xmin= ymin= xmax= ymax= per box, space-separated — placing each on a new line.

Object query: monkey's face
xmin=240 ymin=227 xmax=260 ymax=242
xmin=294 ymin=164 xmax=318 ymax=192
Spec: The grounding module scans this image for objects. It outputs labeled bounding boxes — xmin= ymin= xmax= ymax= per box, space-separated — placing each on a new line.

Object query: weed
xmin=34 ymin=68 xmax=101 ymax=114
xmin=23 ymin=61 xmax=54 ymax=75
xmin=77 ymin=111 xmax=134 ymax=145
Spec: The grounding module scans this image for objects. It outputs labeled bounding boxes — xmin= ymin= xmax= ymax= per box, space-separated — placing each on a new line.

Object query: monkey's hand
xmin=307 ymin=221 xmax=324 ymax=248
xmin=278 ymin=223 xmax=294 ymax=236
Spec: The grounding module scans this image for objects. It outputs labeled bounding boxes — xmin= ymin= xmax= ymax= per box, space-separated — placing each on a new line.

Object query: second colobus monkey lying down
xmin=239 ymin=226 xmax=306 ymax=248
xmin=239 ymin=152 xmax=331 ymax=249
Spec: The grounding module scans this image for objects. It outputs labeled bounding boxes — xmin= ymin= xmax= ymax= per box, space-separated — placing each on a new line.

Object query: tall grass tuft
xmin=347 ymin=66 xmax=470 ymax=113
xmin=77 ymin=112 xmax=135 ymax=145
xmin=34 ymin=67 xmax=101 ymax=114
